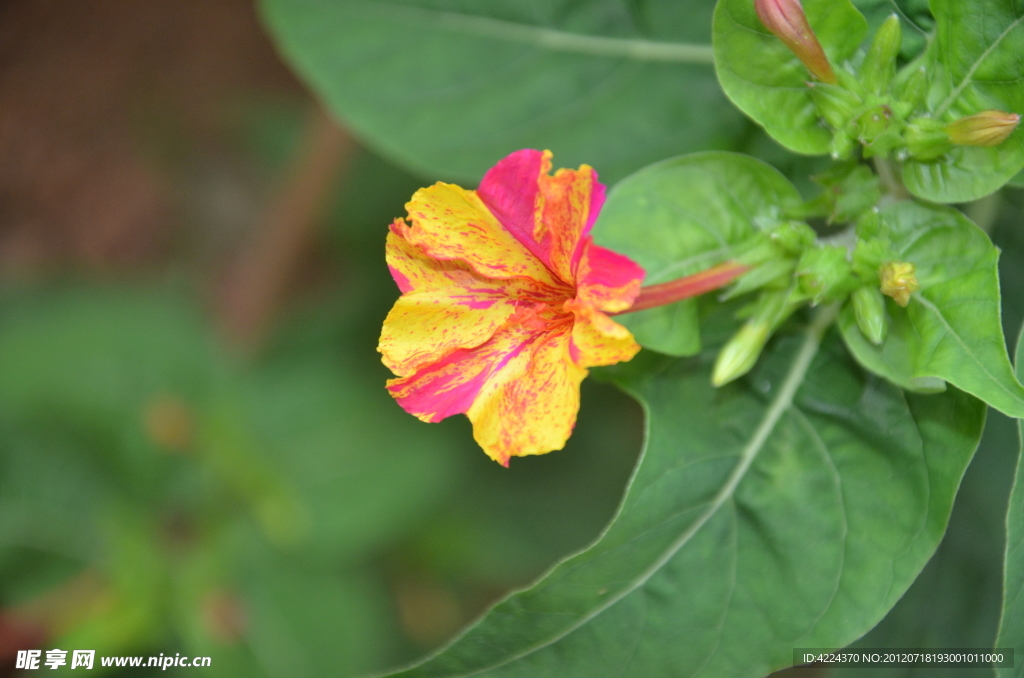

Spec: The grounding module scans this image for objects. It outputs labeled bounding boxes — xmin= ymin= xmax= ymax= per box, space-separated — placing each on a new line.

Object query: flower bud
xmin=767 ymin=220 xmax=817 ymax=254
xmin=851 ymin=286 xmax=888 ymax=345
xmin=905 ymin=117 xmax=952 ymax=161
xmin=878 ymin=261 xmax=919 ymax=307
xmin=808 ymin=82 xmax=862 ymax=129
xmin=712 ymin=291 xmax=791 ymax=387
xmin=896 ymin=66 xmax=929 ymax=110
xmin=712 ymin=319 xmax=772 ymax=387
xmin=755 ymin=0 xmax=837 ymax=84
xmin=796 ymin=245 xmax=854 ymax=304
xmin=860 ymin=15 xmax=901 ymax=94
xmin=946 ymin=110 xmax=1021 ymax=147
xmin=852 ymin=235 xmax=895 ymax=280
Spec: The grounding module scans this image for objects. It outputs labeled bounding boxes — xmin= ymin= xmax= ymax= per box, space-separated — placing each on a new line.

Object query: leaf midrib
xmin=935 ymin=12 xmax=1024 ymax=115
xmin=354 ymin=2 xmax=716 ymax=63
xmin=421 ymin=304 xmax=840 ymax=678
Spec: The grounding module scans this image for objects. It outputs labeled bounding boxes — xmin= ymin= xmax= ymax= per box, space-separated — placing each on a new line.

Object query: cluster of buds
xmin=710 ymin=205 xmax=927 ymax=385
xmin=755 ymin=0 xmax=1020 ymax=162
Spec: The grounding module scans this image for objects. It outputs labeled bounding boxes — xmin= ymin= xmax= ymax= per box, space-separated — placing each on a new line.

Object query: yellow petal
xmin=570 ymin=310 xmax=641 ymax=368
xmin=404 ymin=183 xmax=557 ymax=285
xmin=466 ymin=325 xmax=587 ymax=466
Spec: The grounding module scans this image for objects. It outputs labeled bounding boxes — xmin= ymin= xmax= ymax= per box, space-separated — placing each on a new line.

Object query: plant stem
xmin=873 ymin=156 xmax=910 ymax=203
xmin=616 ymin=262 xmax=748 ymax=315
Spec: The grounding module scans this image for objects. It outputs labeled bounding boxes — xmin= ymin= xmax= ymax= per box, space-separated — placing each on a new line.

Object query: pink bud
xmin=946 ymin=110 xmax=1021 ymax=147
xmin=755 ymin=0 xmax=836 ymax=84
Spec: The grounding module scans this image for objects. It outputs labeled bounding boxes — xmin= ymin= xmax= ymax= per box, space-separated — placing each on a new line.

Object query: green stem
xmin=379 ymin=4 xmax=716 ymax=63
xmin=873 ymin=156 xmax=910 ymax=203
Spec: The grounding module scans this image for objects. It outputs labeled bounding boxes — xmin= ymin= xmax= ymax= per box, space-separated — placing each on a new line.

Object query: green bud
xmin=722 ymin=258 xmax=796 ymax=299
xmin=855 ymin=208 xmax=883 ymax=239
xmin=862 ymin=127 xmax=905 ymax=158
xmin=767 ymin=220 xmax=817 ymax=254
xmin=713 ymin=291 xmax=794 ymax=386
xmin=712 ymin=319 xmax=772 ymax=387
xmin=858 ymin=105 xmax=893 ymax=144
xmin=905 ymin=117 xmax=953 ymax=161
xmin=860 ymin=15 xmax=902 ymax=94
xmin=851 ymin=286 xmax=888 ymax=345
xmin=896 ymin=66 xmax=929 ymax=110
xmin=796 ymin=245 xmax=854 ymax=303
xmin=830 ymin=130 xmax=857 ymax=161
xmin=852 ymin=235 xmax=896 ymax=280
xmin=809 ymin=82 xmax=863 ymax=129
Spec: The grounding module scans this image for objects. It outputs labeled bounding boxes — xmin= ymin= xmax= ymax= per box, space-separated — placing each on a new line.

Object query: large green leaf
xmin=833 ymin=410 xmax=1016 ymax=678
xmin=713 ymin=0 xmax=868 ymax=155
xmin=376 ymin=306 xmax=984 ymax=678
xmin=995 ymin=322 xmax=1024 ymax=678
xmin=902 ymin=0 xmax=1024 ymax=203
xmin=593 ymin=151 xmax=802 ymax=356
xmin=259 ymin=0 xmax=748 ymax=183
xmin=838 ymin=200 xmax=1024 ymax=417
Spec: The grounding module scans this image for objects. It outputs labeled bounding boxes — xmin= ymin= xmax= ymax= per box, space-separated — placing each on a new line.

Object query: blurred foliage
xmin=0 ymin=95 xmax=643 ymax=677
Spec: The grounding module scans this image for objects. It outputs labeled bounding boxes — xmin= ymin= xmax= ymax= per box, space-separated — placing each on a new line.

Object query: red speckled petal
xmin=466 ymin=324 xmax=587 ymax=466
xmin=386 ymin=323 xmax=540 ymax=428
xmin=478 ymin=149 xmax=606 ymax=286
xmin=575 ymin=239 xmax=645 ymax=314
xmin=402 ymin=182 xmax=556 ymax=285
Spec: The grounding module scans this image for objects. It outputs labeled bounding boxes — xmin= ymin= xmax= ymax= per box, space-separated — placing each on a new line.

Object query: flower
xmin=755 ymin=0 xmax=836 ymax=84
xmin=946 ymin=110 xmax=1021 ymax=147
xmin=879 ymin=261 xmax=919 ymax=307
xmin=378 ymin=149 xmax=645 ymax=466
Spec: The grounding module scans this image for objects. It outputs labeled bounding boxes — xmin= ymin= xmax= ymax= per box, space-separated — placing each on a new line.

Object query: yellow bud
xmin=878 ymin=261 xmax=919 ymax=307
xmin=946 ymin=110 xmax=1020 ymax=147
xmin=755 ymin=0 xmax=836 ymax=84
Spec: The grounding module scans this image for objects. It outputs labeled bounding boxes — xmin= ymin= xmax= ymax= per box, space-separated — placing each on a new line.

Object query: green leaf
xmin=852 ymin=0 xmax=933 ymax=61
xmin=377 ymin=307 xmax=984 ymax=678
xmin=838 ymin=201 xmax=1024 ymax=417
xmin=712 ymin=0 xmax=868 ymax=155
xmin=259 ymin=0 xmax=748 ymax=183
xmin=902 ymin=0 xmax=1024 ymax=203
xmin=833 ymin=411 xmax=1014 ymax=678
xmin=995 ymin=322 xmax=1024 ymax=677
xmin=593 ymin=151 xmax=803 ymax=356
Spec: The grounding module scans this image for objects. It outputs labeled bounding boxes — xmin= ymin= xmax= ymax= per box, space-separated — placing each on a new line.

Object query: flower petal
xmin=386 ymin=220 xmax=482 ymax=295
xmin=466 ymin=325 xmax=587 ymax=466
xmin=386 ymin=324 xmax=539 ymax=428
xmin=575 ymin=239 xmax=645 ymax=314
xmin=569 ymin=311 xmax=641 ymax=368
xmin=403 ymin=182 xmax=555 ymax=284
xmin=382 ymin=222 xmax=574 ymax=376
xmin=477 ymin=149 xmax=606 ymax=285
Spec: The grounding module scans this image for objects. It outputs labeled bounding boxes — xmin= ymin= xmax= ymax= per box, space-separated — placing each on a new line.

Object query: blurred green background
xmin=0 ymin=3 xmax=642 ymax=675
xmin=0 ymin=2 xmax=1019 ymax=677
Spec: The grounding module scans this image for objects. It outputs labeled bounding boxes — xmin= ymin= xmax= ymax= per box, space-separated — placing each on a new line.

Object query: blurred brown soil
xmin=0 ymin=0 xmax=303 ymax=272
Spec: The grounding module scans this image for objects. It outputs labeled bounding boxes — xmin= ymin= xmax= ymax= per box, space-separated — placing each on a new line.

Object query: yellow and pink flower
xmin=378 ymin=149 xmax=644 ymax=466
